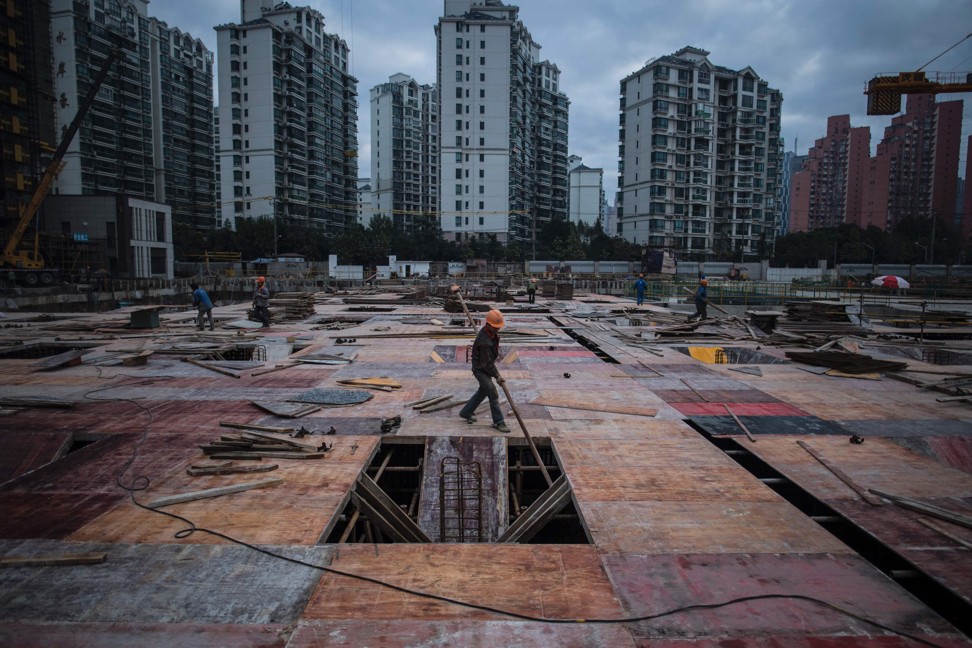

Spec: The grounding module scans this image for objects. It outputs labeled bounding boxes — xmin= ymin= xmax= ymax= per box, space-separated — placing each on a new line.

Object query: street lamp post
xmin=861 ymin=242 xmax=875 ymax=272
xmin=914 ymin=241 xmax=928 ymax=264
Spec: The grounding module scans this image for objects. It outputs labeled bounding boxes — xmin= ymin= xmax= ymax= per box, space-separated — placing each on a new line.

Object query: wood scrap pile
xmin=270 ymin=292 xmax=317 ymax=321
xmin=784 ymin=350 xmax=908 ymax=375
xmin=775 ymin=301 xmax=867 ymax=340
xmin=201 ymin=425 xmax=332 ymax=460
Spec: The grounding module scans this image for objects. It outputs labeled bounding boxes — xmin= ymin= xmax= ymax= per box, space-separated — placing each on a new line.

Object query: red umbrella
xmin=871 ymin=275 xmax=910 ymax=289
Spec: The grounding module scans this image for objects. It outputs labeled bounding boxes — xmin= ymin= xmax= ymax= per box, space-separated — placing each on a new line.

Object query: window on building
xmin=479 ymin=216 xmax=484 ymax=225
xmin=455 ymin=216 xmax=462 ymax=226
xmin=455 ymin=168 xmax=462 ymax=179
xmin=651 ymin=151 xmax=667 ymax=164
xmin=456 ymin=119 xmax=462 ymax=130
xmin=456 ymin=54 xmax=462 ymax=64
xmin=480 ymin=40 xmax=485 ymax=48
xmin=456 ymin=136 xmax=462 ymax=146
xmin=479 ymin=137 xmax=484 ymax=146
xmin=480 ymin=56 xmax=485 ymax=65
xmin=456 ymin=37 xmax=463 ymax=48
xmin=479 ymin=105 xmax=485 ymax=114
xmin=479 ymin=169 xmax=484 ymax=178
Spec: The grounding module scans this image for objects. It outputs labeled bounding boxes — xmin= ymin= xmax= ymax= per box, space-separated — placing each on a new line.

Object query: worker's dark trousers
xmin=527 ymin=290 xmax=535 ymax=303
xmin=694 ymin=300 xmax=707 ymax=319
xmin=197 ymin=307 xmax=214 ymax=330
xmin=255 ymin=305 xmax=270 ymax=327
xmin=636 ymin=291 xmax=645 ymax=305
xmin=460 ymin=370 xmax=504 ymax=424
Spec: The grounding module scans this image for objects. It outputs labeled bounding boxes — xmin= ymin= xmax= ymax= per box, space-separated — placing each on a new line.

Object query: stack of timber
xmin=271 ymin=292 xmax=317 ymax=321
xmin=784 ymin=350 xmax=908 ymax=375
xmin=200 ymin=425 xmax=331 ymax=460
xmin=774 ymin=300 xmax=868 ymax=341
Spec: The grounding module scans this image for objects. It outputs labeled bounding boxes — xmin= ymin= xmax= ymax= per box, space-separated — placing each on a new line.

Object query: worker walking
xmin=688 ymin=278 xmax=709 ymax=321
xmin=252 ymin=276 xmax=271 ymax=328
xmin=634 ymin=273 xmax=647 ymax=306
xmin=190 ymin=282 xmax=214 ymax=331
xmin=526 ymin=276 xmax=538 ymax=304
xmin=459 ymin=309 xmax=511 ymax=433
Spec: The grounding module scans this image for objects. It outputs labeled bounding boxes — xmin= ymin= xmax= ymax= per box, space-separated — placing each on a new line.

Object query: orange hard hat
xmin=256 ymin=276 xmax=265 ymax=283
xmin=485 ymin=309 xmax=505 ymax=329
xmin=700 ymin=279 xmax=709 ymax=285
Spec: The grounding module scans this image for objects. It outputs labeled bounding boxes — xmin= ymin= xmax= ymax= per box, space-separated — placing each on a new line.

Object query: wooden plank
xmin=498 ymin=475 xmax=570 ymax=543
xmin=187 ymin=463 xmax=279 ymax=476
xmin=917 ymin=517 xmax=972 ymax=550
xmin=219 ymin=421 xmax=293 ymax=434
xmin=350 ymin=492 xmax=410 ymax=542
xmin=146 ymin=477 xmax=283 ymax=508
xmin=724 ymin=404 xmax=756 ymax=443
xmin=250 ymin=362 xmax=299 ymax=376
xmin=413 ymin=394 xmax=452 ymax=410
xmin=530 ymin=397 xmax=658 ymax=418
xmin=209 ymin=451 xmax=325 ymax=460
xmin=30 ymin=349 xmax=91 ymax=370
xmin=355 ymin=473 xmax=432 ymax=543
xmin=417 ymin=399 xmax=464 ymax=413
xmin=0 ymin=552 xmax=107 ymax=568
xmin=240 ymin=430 xmax=324 ymax=452
xmin=797 ymin=440 xmax=883 ymax=506
xmin=183 ymin=357 xmax=242 ymax=378
xmin=870 ymin=489 xmax=972 ymax=529
xmin=429 ymin=350 xmax=445 ymax=363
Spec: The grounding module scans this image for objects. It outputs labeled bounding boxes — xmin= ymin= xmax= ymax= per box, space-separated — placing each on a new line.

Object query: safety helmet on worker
xmin=700 ymin=278 xmax=709 ymax=285
xmin=485 ymin=309 xmax=505 ymax=329
xmin=256 ymin=276 xmax=265 ymax=284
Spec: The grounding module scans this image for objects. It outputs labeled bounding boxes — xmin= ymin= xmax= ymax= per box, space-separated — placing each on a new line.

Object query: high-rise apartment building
xmin=149 ymin=20 xmax=216 ymax=230
xmin=963 ymin=135 xmax=972 ymax=247
xmin=617 ymin=46 xmax=783 ymax=260
xmin=568 ymin=155 xmax=604 ymax=227
xmin=48 ymin=0 xmax=213 ymax=229
xmin=436 ymin=0 xmax=569 ymax=244
xmin=0 ymin=0 xmax=55 ymax=236
xmin=789 ymin=115 xmax=870 ymax=232
xmin=216 ymin=1 xmax=358 ymax=234
xmin=370 ymin=73 xmax=438 ymax=231
xmin=862 ymin=94 xmax=962 ymax=233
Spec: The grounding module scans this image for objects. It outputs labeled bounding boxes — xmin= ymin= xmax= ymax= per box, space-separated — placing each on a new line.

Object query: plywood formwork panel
xmin=0 ymin=622 xmax=291 ymax=648
xmin=583 ymin=500 xmax=851 ymax=555
xmin=603 ymin=552 xmax=964 ymax=643
xmin=544 ymin=418 xmax=698 ymax=440
xmin=67 ymin=439 xmax=373 ymax=545
xmin=303 ymin=544 xmax=623 ymax=622
xmin=568 ymin=465 xmax=777 ymax=503
xmin=554 ymin=437 xmax=730 ymax=470
xmin=0 ymin=539 xmax=330 ymax=624
xmin=289 ymin=619 xmax=637 ymax=648
xmin=745 ymin=436 xmax=972 ymax=501
xmin=0 ymin=492 xmax=122 ymax=539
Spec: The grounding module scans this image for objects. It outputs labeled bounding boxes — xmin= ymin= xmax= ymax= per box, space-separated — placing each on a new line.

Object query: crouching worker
xmin=459 ymin=309 xmax=511 ymax=433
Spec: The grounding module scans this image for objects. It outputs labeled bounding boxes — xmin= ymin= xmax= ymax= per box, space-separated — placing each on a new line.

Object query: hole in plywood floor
xmin=324 ymin=437 xmax=588 ymax=545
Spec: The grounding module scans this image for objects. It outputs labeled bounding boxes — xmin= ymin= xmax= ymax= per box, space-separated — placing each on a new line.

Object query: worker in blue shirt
xmin=688 ymin=278 xmax=709 ymax=321
xmin=634 ymin=274 xmax=647 ymax=305
xmin=190 ymin=282 xmax=214 ymax=331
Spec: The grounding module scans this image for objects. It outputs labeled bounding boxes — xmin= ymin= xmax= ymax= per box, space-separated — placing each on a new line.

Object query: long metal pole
xmin=496 ymin=369 xmax=552 ymax=486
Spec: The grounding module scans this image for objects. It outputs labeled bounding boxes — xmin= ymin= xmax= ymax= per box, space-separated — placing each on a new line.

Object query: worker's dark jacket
xmin=470 ymin=326 xmax=500 ymax=378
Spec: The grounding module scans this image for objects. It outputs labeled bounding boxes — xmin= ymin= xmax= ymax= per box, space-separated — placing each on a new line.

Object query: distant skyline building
xmin=789 ymin=115 xmax=870 ymax=232
xmin=215 ymin=0 xmax=358 ymax=233
xmin=779 ymin=150 xmax=806 ymax=235
xmin=436 ymin=0 xmax=569 ymax=244
xmin=568 ymin=155 xmax=603 ymax=227
xmin=356 ymin=177 xmax=372 ymax=226
xmin=370 ymin=73 xmax=439 ymax=231
xmin=616 ymin=46 xmax=784 ymax=261
xmin=862 ymin=94 xmax=962 ymax=234
xmin=963 ymin=135 xmax=972 ymax=247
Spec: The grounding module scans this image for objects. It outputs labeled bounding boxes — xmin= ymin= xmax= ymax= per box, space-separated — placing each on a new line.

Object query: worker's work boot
xmin=493 ymin=421 xmax=511 ymax=433
xmin=460 ymin=414 xmax=477 ymax=424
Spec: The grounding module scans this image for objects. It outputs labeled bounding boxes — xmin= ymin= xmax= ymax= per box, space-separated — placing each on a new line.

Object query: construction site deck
xmin=0 ymin=286 xmax=971 ymax=647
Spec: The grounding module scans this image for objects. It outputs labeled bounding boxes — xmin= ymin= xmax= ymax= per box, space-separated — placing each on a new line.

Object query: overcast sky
xmin=150 ymin=0 xmax=972 ymax=189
